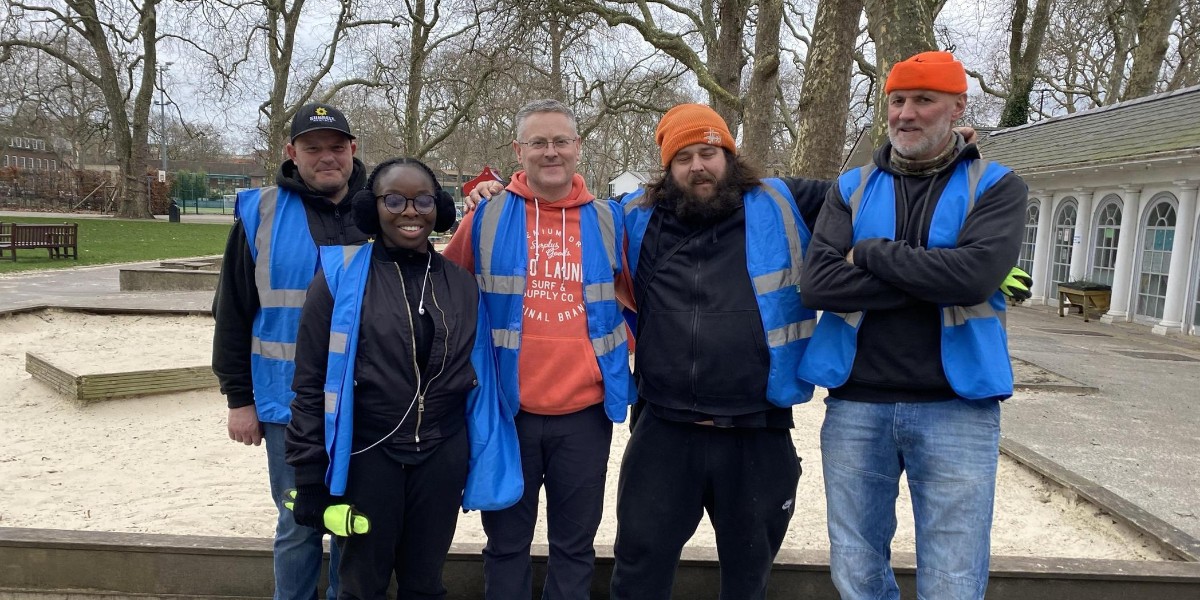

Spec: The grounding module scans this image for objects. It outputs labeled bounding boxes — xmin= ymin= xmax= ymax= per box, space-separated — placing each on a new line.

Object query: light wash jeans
xmin=821 ymin=397 xmax=1000 ymax=600
xmin=264 ymin=422 xmax=340 ymax=600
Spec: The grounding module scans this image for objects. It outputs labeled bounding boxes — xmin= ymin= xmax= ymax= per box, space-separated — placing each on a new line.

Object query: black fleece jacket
xmin=286 ymin=244 xmax=480 ymax=486
xmin=633 ymin=177 xmax=831 ymax=427
xmin=800 ymin=143 xmax=1027 ymax=403
xmin=211 ymin=158 xmax=369 ymax=409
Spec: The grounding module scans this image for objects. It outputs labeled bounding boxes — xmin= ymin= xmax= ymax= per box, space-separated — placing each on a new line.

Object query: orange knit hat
xmin=884 ymin=51 xmax=967 ymax=94
xmin=655 ymin=103 xmax=737 ymax=167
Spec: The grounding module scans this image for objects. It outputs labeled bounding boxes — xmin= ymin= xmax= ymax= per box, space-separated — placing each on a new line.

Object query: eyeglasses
xmin=378 ymin=193 xmax=436 ymax=215
xmin=516 ymin=137 xmax=579 ymax=151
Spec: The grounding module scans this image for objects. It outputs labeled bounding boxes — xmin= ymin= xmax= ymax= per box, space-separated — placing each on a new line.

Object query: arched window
xmin=1136 ymin=198 xmax=1177 ymax=320
xmin=1052 ymin=200 xmax=1077 ymax=297
xmin=1090 ymin=197 xmax=1122 ymax=286
xmin=1019 ymin=201 xmax=1039 ymax=275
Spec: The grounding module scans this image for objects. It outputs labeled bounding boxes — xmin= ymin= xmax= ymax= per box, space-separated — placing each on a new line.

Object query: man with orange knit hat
xmin=799 ymin=50 xmax=1027 ymax=599
xmin=609 ymin=102 xmax=831 ymax=600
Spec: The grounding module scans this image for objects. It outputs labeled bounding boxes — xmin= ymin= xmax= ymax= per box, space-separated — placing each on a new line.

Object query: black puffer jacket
xmin=211 ymin=159 xmax=368 ymax=409
xmin=286 ymin=244 xmax=480 ymax=487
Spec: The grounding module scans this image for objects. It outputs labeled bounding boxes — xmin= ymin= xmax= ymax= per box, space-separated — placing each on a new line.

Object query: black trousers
xmin=610 ymin=408 xmax=802 ymax=600
xmin=336 ymin=426 xmax=469 ymax=600
xmin=481 ymin=402 xmax=613 ymax=600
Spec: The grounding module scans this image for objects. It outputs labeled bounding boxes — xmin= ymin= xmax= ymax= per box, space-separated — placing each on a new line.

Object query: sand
xmin=0 ymin=311 xmax=1176 ymax=561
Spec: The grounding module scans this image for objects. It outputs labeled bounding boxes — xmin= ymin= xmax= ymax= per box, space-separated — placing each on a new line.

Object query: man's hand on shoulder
xmin=228 ymin=405 xmax=263 ymax=446
xmin=464 ymin=181 xmax=505 ymax=214
xmin=954 ymin=126 xmax=978 ymax=145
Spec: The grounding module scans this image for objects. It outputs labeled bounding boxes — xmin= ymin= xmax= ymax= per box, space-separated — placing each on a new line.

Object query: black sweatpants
xmin=336 ymin=426 xmax=469 ymax=600
xmin=481 ymin=402 xmax=613 ymax=600
xmin=610 ymin=408 xmax=802 ymax=600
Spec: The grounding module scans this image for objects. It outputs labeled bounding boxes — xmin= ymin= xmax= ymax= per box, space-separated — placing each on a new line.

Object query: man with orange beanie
xmin=443 ymin=98 xmax=634 ymax=600
xmin=609 ymin=102 xmax=831 ymax=600
xmin=798 ymin=50 xmax=1027 ymax=599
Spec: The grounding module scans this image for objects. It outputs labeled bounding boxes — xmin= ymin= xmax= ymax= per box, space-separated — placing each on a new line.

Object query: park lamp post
xmin=156 ymin=62 xmax=172 ymax=209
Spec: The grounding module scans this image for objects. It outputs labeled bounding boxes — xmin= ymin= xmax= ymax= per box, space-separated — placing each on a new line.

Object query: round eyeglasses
xmin=378 ymin=193 xmax=436 ymax=215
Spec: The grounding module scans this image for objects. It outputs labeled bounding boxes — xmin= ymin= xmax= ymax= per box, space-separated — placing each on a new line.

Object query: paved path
xmin=1 ymin=262 xmax=1198 ymax=543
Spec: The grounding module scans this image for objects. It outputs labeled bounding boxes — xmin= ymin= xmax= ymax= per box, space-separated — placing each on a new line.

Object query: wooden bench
xmin=0 ymin=222 xmax=79 ymax=261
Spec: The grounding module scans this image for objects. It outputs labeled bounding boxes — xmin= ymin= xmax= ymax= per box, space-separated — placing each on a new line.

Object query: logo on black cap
xmin=290 ymin=103 xmax=355 ymax=142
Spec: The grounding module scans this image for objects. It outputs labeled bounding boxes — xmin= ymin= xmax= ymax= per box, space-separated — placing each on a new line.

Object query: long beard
xmin=670 ymin=174 xmax=743 ymax=226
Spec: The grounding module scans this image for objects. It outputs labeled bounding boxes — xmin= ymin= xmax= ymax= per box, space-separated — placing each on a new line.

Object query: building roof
xmin=609 ymin=170 xmax=650 ymax=184
xmin=978 ymin=84 xmax=1200 ymax=173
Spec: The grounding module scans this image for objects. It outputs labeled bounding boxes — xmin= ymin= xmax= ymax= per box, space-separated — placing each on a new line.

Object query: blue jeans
xmin=821 ymin=398 xmax=1000 ymax=600
xmin=264 ymin=422 xmax=340 ymax=600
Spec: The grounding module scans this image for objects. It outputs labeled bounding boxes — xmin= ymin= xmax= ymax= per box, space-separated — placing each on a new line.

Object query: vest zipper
xmin=689 ymin=235 xmax=701 ymax=407
xmin=418 ymin=279 xmax=451 ymax=447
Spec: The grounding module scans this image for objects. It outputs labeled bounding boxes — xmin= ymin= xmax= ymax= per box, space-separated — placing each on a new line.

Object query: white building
xmin=978 ymin=85 xmax=1200 ymax=336
xmin=608 ymin=170 xmax=651 ymax=198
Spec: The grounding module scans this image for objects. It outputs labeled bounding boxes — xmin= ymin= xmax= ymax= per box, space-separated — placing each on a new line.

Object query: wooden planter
xmin=1058 ymin=286 xmax=1112 ymax=322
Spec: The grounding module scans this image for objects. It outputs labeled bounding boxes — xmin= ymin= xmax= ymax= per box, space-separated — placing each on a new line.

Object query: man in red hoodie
xmin=443 ymin=98 xmax=633 ymax=600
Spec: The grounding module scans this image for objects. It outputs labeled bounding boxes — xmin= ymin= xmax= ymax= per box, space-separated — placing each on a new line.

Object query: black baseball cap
xmin=290 ymin=103 xmax=355 ymax=142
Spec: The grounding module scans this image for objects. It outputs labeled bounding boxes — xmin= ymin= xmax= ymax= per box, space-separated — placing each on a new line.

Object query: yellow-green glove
xmin=284 ymin=488 xmax=371 ymax=536
xmin=999 ymin=267 xmax=1033 ymax=303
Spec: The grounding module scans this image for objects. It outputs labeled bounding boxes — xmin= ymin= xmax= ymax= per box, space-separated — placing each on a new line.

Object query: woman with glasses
xmin=285 ymin=157 xmax=521 ymax=599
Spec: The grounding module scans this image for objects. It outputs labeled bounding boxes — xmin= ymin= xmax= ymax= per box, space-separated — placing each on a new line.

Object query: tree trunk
xmin=404 ymin=0 xmax=431 ymax=155
xmin=789 ymin=0 xmax=862 ymax=179
xmin=1125 ymin=0 xmax=1181 ymax=98
xmin=999 ymin=0 xmax=1054 ymax=127
xmin=741 ymin=0 xmax=784 ymax=166
xmin=73 ymin=0 xmax=157 ymax=218
xmin=262 ymin=0 xmax=302 ymax=177
xmin=709 ymin=0 xmax=750 ymax=132
xmin=863 ymin=0 xmax=938 ymax=146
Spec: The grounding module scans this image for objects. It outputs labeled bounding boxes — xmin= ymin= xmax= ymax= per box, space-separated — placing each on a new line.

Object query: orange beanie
xmin=655 ymin=104 xmax=737 ymax=167
xmin=884 ymin=51 xmax=967 ymax=94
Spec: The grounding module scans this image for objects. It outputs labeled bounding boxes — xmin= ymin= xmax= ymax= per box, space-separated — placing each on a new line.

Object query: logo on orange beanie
xmin=655 ymin=104 xmax=737 ymax=167
xmin=884 ymin=51 xmax=968 ymax=95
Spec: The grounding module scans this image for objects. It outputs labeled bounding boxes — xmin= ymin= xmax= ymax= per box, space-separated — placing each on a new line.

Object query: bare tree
xmin=1126 ymin=0 xmax=1181 ymax=98
xmin=789 ymin=0 xmax=862 ymax=179
xmin=995 ymin=0 xmax=1055 ymax=126
xmin=2 ymin=0 xmax=163 ymax=218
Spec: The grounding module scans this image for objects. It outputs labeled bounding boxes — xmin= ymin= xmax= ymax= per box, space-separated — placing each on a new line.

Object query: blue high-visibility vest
xmin=622 ymin=179 xmax=818 ymax=407
xmin=236 ymin=186 xmax=317 ymax=424
xmin=471 ymin=193 xmax=635 ymax=422
xmin=317 ymin=243 xmax=522 ymax=509
xmin=796 ymin=160 xmax=1015 ymax=401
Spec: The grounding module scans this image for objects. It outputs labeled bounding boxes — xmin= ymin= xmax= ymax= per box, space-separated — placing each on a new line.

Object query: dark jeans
xmin=335 ymin=427 xmax=469 ymax=600
xmin=610 ymin=408 xmax=801 ymax=600
xmin=481 ymin=402 xmax=613 ymax=600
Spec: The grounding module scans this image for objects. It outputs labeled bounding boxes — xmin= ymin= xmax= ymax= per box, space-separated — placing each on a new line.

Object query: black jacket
xmin=211 ymin=159 xmax=368 ymax=409
xmin=286 ymin=244 xmax=480 ymax=487
xmin=633 ymin=177 xmax=830 ymax=426
xmin=801 ymin=142 xmax=1027 ymax=402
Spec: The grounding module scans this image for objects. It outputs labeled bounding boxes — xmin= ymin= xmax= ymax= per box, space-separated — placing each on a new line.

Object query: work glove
xmin=284 ymin=486 xmax=371 ymax=536
xmin=999 ymin=267 xmax=1033 ymax=303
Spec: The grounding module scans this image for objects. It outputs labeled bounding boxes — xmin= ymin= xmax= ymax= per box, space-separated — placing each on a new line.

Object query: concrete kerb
xmin=1000 ymin=437 xmax=1200 ymax=562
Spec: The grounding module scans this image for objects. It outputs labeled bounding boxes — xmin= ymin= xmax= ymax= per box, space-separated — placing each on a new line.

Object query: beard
xmin=889 ymin=118 xmax=953 ymax=160
xmin=663 ymin=171 xmax=744 ymax=226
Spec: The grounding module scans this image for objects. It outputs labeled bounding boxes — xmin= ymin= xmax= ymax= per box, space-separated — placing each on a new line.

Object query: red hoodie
xmin=443 ymin=171 xmax=604 ymax=415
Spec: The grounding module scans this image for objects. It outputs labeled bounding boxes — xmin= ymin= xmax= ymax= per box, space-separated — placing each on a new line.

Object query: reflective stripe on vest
xmin=622 ymin=178 xmax=818 ymax=407
xmin=473 ymin=193 xmax=634 ymax=422
xmin=316 ymin=243 xmax=372 ymax=496
xmin=236 ymin=186 xmax=318 ymax=424
xmin=796 ymin=160 xmax=1014 ymax=400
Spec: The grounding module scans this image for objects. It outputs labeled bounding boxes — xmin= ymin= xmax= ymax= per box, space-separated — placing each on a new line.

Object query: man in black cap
xmin=212 ymin=102 xmax=367 ymax=600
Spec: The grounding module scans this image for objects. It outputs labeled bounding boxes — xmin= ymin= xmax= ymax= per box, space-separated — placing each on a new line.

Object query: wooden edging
xmin=3 ymin=529 xmax=1200 ymax=599
xmin=1000 ymin=436 xmax=1200 ymax=562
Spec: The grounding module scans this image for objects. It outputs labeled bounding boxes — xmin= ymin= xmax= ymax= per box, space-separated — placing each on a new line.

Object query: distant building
xmin=979 ymin=85 xmax=1200 ymax=336
xmin=608 ymin=170 xmax=650 ymax=198
xmin=1 ymin=133 xmax=64 ymax=173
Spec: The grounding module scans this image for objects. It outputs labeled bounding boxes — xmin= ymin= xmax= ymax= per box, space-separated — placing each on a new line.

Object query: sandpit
xmin=0 ymin=310 xmax=1176 ymax=561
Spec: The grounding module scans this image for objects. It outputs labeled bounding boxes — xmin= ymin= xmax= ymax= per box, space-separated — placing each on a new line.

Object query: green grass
xmin=0 ymin=216 xmax=232 ymax=274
